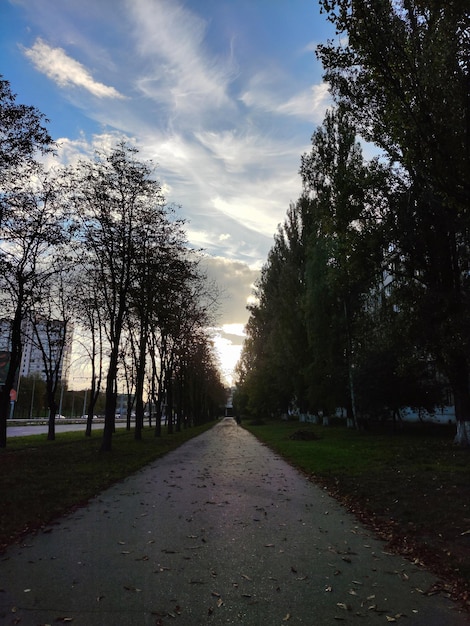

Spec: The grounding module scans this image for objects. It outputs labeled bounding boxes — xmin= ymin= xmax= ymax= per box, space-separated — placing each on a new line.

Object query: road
xmin=1 ymin=418 xmax=468 ymax=625
xmin=7 ymin=420 xmax=128 ymax=437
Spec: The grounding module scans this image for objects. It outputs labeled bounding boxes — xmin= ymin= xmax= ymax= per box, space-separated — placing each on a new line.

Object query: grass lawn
xmin=0 ymin=422 xmax=214 ymax=551
xmin=243 ymin=418 xmax=470 ymax=607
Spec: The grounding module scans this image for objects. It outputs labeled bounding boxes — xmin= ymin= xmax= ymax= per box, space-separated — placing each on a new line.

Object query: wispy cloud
xmin=240 ymin=77 xmax=330 ymax=123
xmin=128 ymin=0 xmax=236 ymax=118
xmin=23 ymin=38 xmax=125 ymax=99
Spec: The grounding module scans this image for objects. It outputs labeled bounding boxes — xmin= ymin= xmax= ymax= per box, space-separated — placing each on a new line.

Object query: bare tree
xmin=27 ymin=258 xmax=74 ymax=440
xmin=69 ymin=142 xmax=168 ymax=451
xmin=0 ymin=170 xmax=67 ymax=446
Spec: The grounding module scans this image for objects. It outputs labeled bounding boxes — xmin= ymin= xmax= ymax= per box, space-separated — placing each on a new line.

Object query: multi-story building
xmin=0 ymin=317 xmax=73 ymax=386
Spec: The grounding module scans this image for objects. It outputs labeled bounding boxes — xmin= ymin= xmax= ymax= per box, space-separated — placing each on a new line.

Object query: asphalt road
xmin=7 ymin=420 xmax=128 ymax=437
xmin=1 ymin=418 xmax=468 ymax=625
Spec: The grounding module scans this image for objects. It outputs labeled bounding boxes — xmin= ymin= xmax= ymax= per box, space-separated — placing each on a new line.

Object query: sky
xmin=1 ymin=0 xmax=335 ymax=386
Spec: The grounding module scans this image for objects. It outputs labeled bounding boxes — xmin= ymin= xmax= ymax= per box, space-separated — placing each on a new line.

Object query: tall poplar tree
xmin=318 ymin=0 xmax=470 ymax=443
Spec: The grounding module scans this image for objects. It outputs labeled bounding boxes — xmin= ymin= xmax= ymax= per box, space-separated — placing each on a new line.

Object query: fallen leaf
xmin=283 ymin=613 xmax=291 ymax=621
xmin=336 ymin=603 xmax=351 ymax=611
xmin=386 ymin=617 xmax=396 ymax=623
xmin=217 ymin=598 xmax=224 ymax=607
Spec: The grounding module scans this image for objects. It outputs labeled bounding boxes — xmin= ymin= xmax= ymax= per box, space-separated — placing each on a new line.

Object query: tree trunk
xmin=134 ymin=324 xmax=147 ymax=441
xmin=0 ymin=302 xmax=23 ymax=448
xmin=101 ymin=352 xmax=118 ymax=452
xmin=447 ymin=353 xmax=470 ymax=446
xmin=166 ymin=371 xmax=174 ymax=435
xmin=46 ymin=382 xmax=57 ymax=441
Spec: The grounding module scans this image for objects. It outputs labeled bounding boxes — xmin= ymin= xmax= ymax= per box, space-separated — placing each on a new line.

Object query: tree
xmin=236 ymin=105 xmax=392 ymax=424
xmin=27 ymin=256 xmax=75 ymax=440
xmin=127 ymin=208 xmax=191 ymax=440
xmin=150 ymin=253 xmax=218 ymax=434
xmin=71 ymin=265 xmax=105 ymax=436
xmin=69 ymin=142 xmax=168 ymax=451
xmin=0 ymin=76 xmax=53 ymax=193
xmin=317 ymin=0 xmax=470 ymax=443
xmin=236 ymin=201 xmax=310 ymax=419
xmin=0 ymin=78 xmax=54 ymax=447
xmin=0 ymin=170 xmax=66 ymax=447
xmin=300 ymin=105 xmax=389 ymax=425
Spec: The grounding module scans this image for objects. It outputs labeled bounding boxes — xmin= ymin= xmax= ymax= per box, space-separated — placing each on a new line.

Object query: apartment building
xmin=0 ymin=317 xmax=73 ymax=385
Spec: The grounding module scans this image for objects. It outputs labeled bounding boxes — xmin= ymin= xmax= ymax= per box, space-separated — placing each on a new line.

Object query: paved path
xmin=1 ymin=418 xmax=468 ymax=625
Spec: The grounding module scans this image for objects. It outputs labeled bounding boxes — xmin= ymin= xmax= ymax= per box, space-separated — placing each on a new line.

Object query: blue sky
xmin=1 ymin=0 xmax=335 ymax=383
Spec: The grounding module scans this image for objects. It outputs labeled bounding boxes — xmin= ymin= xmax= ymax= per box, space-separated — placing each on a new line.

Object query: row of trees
xmin=235 ymin=1 xmax=470 ymax=444
xmin=0 ymin=76 xmax=227 ymax=449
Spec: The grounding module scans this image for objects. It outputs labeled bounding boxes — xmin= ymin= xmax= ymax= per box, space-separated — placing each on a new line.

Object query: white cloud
xmin=128 ymin=0 xmax=236 ymax=117
xmin=23 ymin=38 xmax=125 ymax=99
xmin=277 ymin=83 xmax=331 ymax=120
xmin=222 ymin=323 xmax=246 ymax=337
xmin=202 ymin=255 xmax=259 ymax=324
xmin=240 ymin=77 xmax=330 ymax=123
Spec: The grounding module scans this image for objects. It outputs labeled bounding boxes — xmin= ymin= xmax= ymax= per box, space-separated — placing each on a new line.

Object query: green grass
xmin=0 ymin=422 xmax=214 ymax=550
xmin=243 ymin=419 xmax=470 ymax=603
